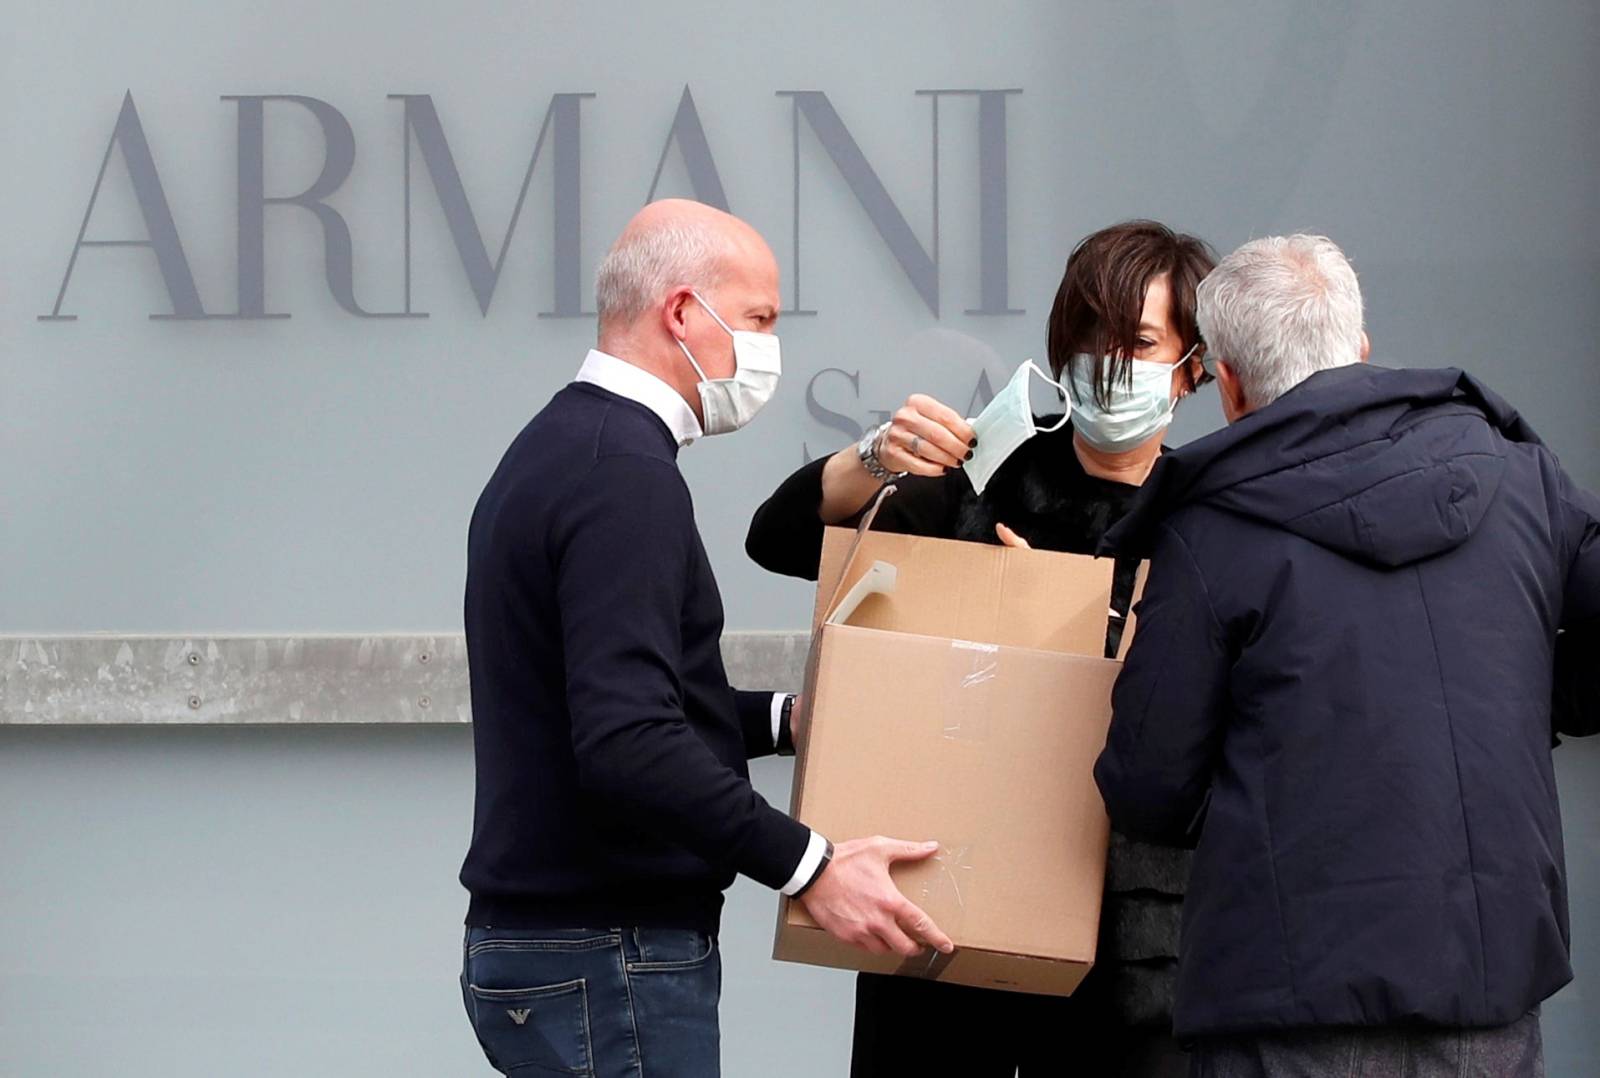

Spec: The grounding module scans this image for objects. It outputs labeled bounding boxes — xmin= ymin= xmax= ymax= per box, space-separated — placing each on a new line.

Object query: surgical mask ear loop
xmin=676 ymin=338 xmax=710 ymax=381
xmin=690 ymin=290 xmax=737 ymax=336
xmin=1175 ymin=340 xmax=1204 ymax=397
xmin=676 ymin=290 xmax=730 ymax=383
xmin=1024 ymin=363 xmax=1071 ymax=434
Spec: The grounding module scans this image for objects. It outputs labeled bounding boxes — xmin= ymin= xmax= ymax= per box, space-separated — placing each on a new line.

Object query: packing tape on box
xmin=920 ymin=844 xmax=973 ymax=911
xmin=896 ymin=844 xmax=966 ymax=978
xmin=896 ymin=944 xmax=959 ymax=981
xmin=895 ymin=845 xmax=974 ymax=978
xmin=946 ymin=641 xmax=997 ymax=742
xmin=954 ymin=641 xmax=998 ymax=689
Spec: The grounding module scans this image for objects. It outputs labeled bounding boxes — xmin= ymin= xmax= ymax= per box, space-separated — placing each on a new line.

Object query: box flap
xmin=814 ymin=527 xmax=1116 ymax=657
xmin=815 ymin=484 xmax=901 ymax=625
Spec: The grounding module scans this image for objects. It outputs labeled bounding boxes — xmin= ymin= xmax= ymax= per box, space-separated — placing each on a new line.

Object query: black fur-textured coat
xmin=747 ymin=419 xmax=1191 ymax=1026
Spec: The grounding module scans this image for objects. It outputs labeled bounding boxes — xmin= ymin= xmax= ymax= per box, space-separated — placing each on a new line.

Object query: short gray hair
xmin=594 ymin=219 xmax=731 ymax=328
xmin=1196 ymin=234 xmax=1364 ymax=408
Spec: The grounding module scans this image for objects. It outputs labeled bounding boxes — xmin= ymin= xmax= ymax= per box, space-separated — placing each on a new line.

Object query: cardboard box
xmin=773 ymin=495 xmax=1135 ymax=996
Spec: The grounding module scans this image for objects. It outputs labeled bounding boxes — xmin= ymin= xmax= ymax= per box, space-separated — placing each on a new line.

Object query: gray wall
xmin=4 ymin=0 xmax=1598 ymax=631
xmin=2 ymin=1 xmax=1598 ymax=1075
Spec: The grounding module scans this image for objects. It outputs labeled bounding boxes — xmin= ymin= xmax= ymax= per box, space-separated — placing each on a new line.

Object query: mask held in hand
xmin=965 ymin=360 xmax=1070 ymax=495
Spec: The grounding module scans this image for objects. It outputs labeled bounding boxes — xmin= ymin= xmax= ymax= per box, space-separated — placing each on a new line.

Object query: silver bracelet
xmin=857 ymin=420 xmax=906 ymax=483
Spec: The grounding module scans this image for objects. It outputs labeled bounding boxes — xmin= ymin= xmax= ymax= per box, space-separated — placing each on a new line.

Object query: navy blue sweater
xmin=460 ymin=382 xmax=810 ymax=931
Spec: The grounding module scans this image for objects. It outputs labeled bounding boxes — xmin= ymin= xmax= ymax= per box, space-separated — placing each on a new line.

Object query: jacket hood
xmin=1104 ymin=365 xmax=1544 ymax=568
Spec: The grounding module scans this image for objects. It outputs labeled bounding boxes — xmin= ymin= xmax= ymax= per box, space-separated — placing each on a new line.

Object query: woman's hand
xmin=818 ymin=393 xmax=977 ymax=523
xmin=875 ymin=394 xmax=977 ymax=478
xmin=995 ymin=522 xmax=1032 ymax=549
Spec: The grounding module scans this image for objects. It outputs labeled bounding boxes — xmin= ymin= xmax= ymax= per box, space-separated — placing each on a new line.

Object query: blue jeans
xmin=461 ymin=926 xmax=721 ymax=1077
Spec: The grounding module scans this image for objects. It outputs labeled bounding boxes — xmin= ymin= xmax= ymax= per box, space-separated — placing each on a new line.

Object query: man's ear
xmin=662 ymin=287 xmax=695 ymax=342
xmin=1215 ymin=359 xmax=1250 ymax=423
xmin=1359 ymin=330 xmax=1371 ymax=363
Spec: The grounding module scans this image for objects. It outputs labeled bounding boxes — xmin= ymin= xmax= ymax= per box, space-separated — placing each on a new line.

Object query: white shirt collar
xmin=575 ymin=349 xmax=703 ymax=448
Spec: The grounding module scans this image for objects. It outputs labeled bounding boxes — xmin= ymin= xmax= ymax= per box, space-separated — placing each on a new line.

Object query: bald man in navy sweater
xmin=457 ymin=200 xmax=953 ymax=1078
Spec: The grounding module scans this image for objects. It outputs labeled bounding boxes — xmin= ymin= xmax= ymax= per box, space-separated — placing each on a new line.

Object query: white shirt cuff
xmin=778 ymin=829 xmax=829 ymax=896
xmin=770 ymin=693 xmax=787 ymax=749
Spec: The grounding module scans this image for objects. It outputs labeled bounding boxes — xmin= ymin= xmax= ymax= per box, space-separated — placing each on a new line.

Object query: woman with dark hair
xmin=746 ymin=220 xmax=1217 ymax=1076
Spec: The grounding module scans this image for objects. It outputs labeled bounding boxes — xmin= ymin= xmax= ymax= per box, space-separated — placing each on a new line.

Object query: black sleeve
xmin=746 ymin=457 xmax=835 ymax=580
xmin=1558 ymin=465 xmax=1600 ymax=629
xmin=557 ymin=454 xmax=810 ymax=890
xmin=1554 ymin=624 xmax=1600 ymax=739
xmin=745 ymin=455 xmax=966 ymax=581
xmin=1554 ymin=467 xmax=1600 ymax=738
xmin=1094 ymin=524 xmax=1231 ymax=846
xmin=734 ymin=689 xmax=780 ymax=759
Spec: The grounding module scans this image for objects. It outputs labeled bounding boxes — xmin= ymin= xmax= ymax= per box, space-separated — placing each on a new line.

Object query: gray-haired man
xmin=1097 ymin=235 xmax=1598 ymax=1076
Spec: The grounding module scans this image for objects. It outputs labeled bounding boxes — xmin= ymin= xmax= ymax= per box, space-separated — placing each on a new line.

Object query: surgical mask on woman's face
xmin=675 ymin=291 xmax=782 ymax=436
xmin=965 ymin=360 xmax=1070 ymax=495
xmin=1066 ymin=343 xmax=1198 ymax=454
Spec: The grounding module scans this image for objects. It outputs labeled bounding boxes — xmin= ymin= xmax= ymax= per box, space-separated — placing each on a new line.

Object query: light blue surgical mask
xmin=964 ymin=360 xmax=1069 ymax=495
xmin=1067 ymin=344 xmax=1198 ymax=454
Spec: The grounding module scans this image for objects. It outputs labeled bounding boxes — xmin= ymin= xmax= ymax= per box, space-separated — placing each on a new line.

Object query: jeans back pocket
xmin=465 ymin=977 xmax=593 ymax=1076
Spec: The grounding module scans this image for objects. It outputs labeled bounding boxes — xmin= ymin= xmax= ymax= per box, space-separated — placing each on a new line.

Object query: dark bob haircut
xmin=1046 ymin=220 xmax=1217 ymax=407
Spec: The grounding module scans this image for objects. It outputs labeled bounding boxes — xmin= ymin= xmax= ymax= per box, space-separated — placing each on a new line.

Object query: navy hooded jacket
xmin=1095 ymin=364 xmax=1600 ymax=1038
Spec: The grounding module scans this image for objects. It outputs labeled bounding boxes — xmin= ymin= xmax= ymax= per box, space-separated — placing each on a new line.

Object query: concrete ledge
xmin=1 ymin=632 xmax=810 ymax=726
